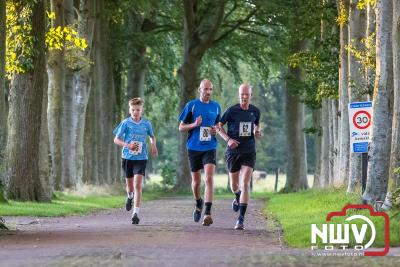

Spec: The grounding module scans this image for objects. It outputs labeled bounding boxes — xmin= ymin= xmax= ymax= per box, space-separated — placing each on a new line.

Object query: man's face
xmin=129 ymin=104 xmax=143 ymax=119
xmin=199 ymin=81 xmax=213 ymax=102
xmin=239 ymin=85 xmax=252 ymax=105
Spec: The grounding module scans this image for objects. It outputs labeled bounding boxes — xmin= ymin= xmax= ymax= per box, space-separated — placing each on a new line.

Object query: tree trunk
xmin=330 ymin=99 xmax=339 ymax=186
xmin=319 ymin=98 xmax=330 ymax=187
xmin=284 ymin=89 xmax=309 ymax=192
xmin=47 ymin=0 xmax=64 ymax=190
xmin=363 ymin=0 xmax=393 ymax=203
xmin=6 ymin=0 xmax=49 ymax=201
xmin=127 ymin=47 xmax=146 ymax=99
xmin=85 ymin=0 xmax=115 ymax=184
xmin=39 ymin=73 xmax=52 ymax=199
xmin=366 ymin=0 xmax=376 ymax=97
xmin=283 ymin=37 xmax=309 ymax=192
xmin=67 ymin=0 xmax=95 ymax=188
xmin=347 ymin=0 xmax=367 ymax=192
xmin=0 ymin=0 xmax=7 ymax=181
xmin=384 ymin=0 xmax=400 ymax=208
xmin=62 ymin=0 xmax=76 ymax=188
xmin=113 ymin=63 xmax=123 ymax=182
xmin=313 ymin=110 xmax=322 ymax=188
xmin=83 ymin=83 xmax=98 ymax=184
xmin=337 ymin=0 xmax=350 ymax=188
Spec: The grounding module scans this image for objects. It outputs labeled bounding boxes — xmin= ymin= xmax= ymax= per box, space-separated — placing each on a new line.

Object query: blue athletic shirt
xmin=220 ymin=104 xmax=260 ymax=153
xmin=113 ymin=117 xmax=154 ymax=160
xmin=179 ymin=99 xmax=221 ymax=151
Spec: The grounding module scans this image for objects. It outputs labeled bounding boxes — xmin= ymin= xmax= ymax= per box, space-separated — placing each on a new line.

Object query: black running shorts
xmin=188 ymin=149 xmax=216 ymax=172
xmin=122 ymin=159 xmax=147 ymax=178
xmin=225 ymin=151 xmax=256 ymax=173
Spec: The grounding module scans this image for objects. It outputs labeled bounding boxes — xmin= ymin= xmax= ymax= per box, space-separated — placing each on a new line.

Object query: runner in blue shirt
xmin=218 ymin=84 xmax=262 ymax=230
xmin=178 ymin=79 xmax=221 ymax=226
xmin=114 ymin=98 xmax=158 ymax=225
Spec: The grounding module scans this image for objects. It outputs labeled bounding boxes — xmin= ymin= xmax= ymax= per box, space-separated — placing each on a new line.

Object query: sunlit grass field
xmin=0 ymin=185 xmax=162 ymax=217
xmin=146 ymin=173 xmax=314 ymax=192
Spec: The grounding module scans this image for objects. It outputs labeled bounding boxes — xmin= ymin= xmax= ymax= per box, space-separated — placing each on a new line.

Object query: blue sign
xmin=353 ymin=142 xmax=369 ymax=153
xmin=349 ymin=102 xmax=373 ymax=109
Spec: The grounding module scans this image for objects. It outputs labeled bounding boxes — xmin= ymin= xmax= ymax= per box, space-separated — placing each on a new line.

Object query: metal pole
xmin=361 ymin=153 xmax=368 ymax=194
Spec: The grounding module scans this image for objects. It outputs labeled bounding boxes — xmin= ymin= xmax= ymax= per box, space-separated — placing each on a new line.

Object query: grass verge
xmin=263 ymin=188 xmax=400 ymax=248
xmin=0 ymin=190 xmax=162 ymax=217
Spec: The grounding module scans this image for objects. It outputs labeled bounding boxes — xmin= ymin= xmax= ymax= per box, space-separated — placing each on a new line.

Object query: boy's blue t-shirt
xmin=179 ymin=99 xmax=221 ymax=151
xmin=113 ymin=117 xmax=154 ymax=160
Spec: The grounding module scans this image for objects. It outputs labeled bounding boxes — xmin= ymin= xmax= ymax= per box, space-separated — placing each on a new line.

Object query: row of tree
xmin=309 ymin=0 xmax=400 ymax=208
xmin=0 ymin=0 xmax=399 ymax=209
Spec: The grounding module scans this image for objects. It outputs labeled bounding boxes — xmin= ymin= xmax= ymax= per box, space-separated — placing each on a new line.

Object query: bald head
xmin=238 ymin=83 xmax=252 ymax=109
xmin=198 ymin=79 xmax=214 ymax=103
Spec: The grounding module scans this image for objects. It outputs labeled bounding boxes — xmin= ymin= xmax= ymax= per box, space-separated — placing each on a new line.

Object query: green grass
xmin=0 ymin=190 xmax=162 ymax=217
xmin=264 ymin=188 xmax=400 ymax=248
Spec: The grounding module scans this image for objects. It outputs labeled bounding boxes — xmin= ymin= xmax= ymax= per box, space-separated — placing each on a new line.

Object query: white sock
xmin=133 ymin=207 xmax=140 ymax=215
xmin=127 ymin=192 xmax=133 ymax=199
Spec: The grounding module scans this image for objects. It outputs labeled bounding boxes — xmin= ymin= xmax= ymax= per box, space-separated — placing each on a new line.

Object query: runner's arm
xmin=114 ymin=136 xmax=135 ymax=150
xmin=254 ymin=124 xmax=262 ymax=139
xmin=178 ymin=116 xmax=202 ymax=132
xmin=217 ymin=122 xmax=230 ymax=142
xmin=149 ymin=135 xmax=158 ymax=157
xmin=218 ymin=122 xmax=240 ymax=148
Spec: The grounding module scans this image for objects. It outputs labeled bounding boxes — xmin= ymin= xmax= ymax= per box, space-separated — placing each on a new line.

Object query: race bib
xmin=199 ymin=127 xmax=211 ymax=141
xmin=129 ymin=141 xmax=143 ymax=155
xmin=239 ymin=122 xmax=252 ymax=137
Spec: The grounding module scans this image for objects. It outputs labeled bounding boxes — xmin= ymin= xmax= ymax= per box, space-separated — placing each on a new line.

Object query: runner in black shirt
xmin=218 ymin=84 xmax=262 ymax=230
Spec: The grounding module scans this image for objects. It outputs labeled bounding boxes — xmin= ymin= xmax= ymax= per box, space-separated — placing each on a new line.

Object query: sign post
xmin=348 ymin=101 xmax=373 ymax=193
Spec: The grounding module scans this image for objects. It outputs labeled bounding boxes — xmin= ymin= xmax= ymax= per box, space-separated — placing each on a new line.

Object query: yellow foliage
xmin=5 ymin=2 xmax=88 ymax=78
xmin=346 ymin=33 xmax=376 ymax=71
xmin=336 ymin=0 xmax=348 ymax=26
xmin=47 ymin=11 xmax=56 ymax=19
xmin=46 ymin=22 xmax=88 ymax=51
xmin=357 ymin=0 xmax=377 ymax=10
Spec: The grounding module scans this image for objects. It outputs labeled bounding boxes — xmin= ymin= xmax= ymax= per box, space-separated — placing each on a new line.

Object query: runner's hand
xmin=128 ymin=143 xmax=138 ymax=151
xmin=150 ymin=143 xmax=158 ymax=157
xmin=255 ymin=129 xmax=262 ymax=139
xmin=194 ymin=116 xmax=202 ymax=127
xmin=228 ymin=138 xmax=240 ymax=149
xmin=210 ymin=126 xmax=217 ymax=135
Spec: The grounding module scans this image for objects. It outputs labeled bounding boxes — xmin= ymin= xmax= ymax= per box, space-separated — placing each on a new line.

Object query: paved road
xmin=0 ymin=197 xmax=399 ymax=266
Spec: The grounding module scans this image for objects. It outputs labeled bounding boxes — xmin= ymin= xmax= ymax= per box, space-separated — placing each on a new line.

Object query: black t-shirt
xmin=220 ymin=104 xmax=260 ymax=153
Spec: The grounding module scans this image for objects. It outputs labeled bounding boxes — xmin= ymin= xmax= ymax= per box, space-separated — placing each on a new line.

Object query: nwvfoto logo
xmin=310 ymin=204 xmax=390 ymax=256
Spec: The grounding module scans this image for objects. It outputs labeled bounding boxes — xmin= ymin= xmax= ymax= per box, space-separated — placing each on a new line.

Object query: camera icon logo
xmin=311 ymin=204 xmax=390 ymax=256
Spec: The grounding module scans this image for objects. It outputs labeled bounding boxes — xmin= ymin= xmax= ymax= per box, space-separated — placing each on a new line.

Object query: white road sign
xmin=348 ymin=101 xmax=372 ymax=153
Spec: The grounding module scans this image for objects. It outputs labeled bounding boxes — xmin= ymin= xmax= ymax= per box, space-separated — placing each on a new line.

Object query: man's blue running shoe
xmin=235 ymin=215 xmax=245 ymax=230
xmin=232 ymin=198 xmax=239 ymax=212
xmin=125 ymin=197 xmax=133 ymax=211
xmin=193 ymin=199 xmax=203 ymax=222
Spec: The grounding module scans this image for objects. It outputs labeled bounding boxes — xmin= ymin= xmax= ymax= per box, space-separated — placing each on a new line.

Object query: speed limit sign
xmin=352 ymin=110 xmax=371 ymax=129
xmin=348 ymin=101 xmax=373 ymax=153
